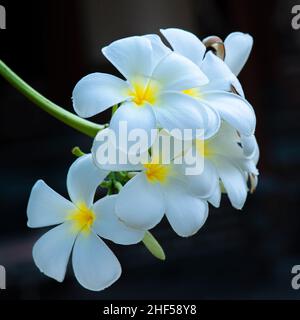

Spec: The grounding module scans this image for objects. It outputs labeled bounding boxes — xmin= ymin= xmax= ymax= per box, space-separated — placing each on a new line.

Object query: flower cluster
xmin=27 ymin=28 xmax=259 ymax=291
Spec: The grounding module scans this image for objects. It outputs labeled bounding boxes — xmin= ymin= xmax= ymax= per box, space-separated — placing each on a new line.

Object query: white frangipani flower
xmin=72 ymin=35 xmax=220 ymax=151
xmin=160 ymin=28 xmax=256 ymax=139
xmin=27 ymin=154 xmax=144 ymax=291
xmin=184 ymin=122 xmax=259 ymax=210
xmin=92 ymin=131 xmax=208 ymax=237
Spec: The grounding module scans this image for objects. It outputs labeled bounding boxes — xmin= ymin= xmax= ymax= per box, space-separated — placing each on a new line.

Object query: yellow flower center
xmin=196 ymin=139 xmax=214 ymax=158
xmin=128 ymin=80 xmax=159 ymax=106
xmin=144 ymin=160 xmax=171 ymax=184
xmin=182 ymin=88 xmax=202 ymax=99
xmin=67 ymin=202 xmax=96 ymax=235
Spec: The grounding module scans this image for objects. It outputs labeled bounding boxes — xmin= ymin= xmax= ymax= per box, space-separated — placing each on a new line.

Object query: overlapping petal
xmin=203 ymin=91 xmax=256 ymax=136
xmin=109 ymin=101 xmax=157 ymax=154
xmin=72 ymin=232 xmax=121 ymax=291
xmin=32 ymin=222 xmax=77 ymax=282
xmin=160 ymin=28 xmax=206 ymax=66
xmin=67 ymin=154 xmax=108 ymax=208
xmin=164 ymin=179 xmax=208 ymax=237
xmin=92 ymin=128 xmax=145 ymax=172
xmin=115 ymin=173 xmax=165 ymax=230
xmin=200 ymin=51 xmax=244 ymax=97
xmin=72 ymin=73 xmax=130 ymax=118
xmin=207 ymin=184 xmax=221 ymax=208
xmin=92 ymin=195 xmax=145 ymax=245
xmin=185 ymin=156 xmax=219 ymax=198
xmin=144 ymin=34 xmax=172 ymax=66
xmin=151 ymin=52 xmax=208 ymax=91
xmin=214 ymin=155 xmax=248 ymax=209
xmin=154 ymin=92 xmax=211 ymax=139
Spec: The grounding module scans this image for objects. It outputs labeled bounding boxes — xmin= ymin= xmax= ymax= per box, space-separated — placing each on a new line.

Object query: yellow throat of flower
xmin=128 ymin=80 xmax=159 ymax=106
xmin=196 ymin=139 xmax=214 ymax=158
xmin=67 ymin=202 xmax=96 ymax=235
xmin=143 ymin=160 xmax=171 ymax=184
xmin=182 ymin=88 xmax=202 ymax=99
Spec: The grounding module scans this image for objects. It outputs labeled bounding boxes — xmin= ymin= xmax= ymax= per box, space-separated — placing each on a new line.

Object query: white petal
xmin=144 ymin=34 xmax=172 ymax=65
xmin=27 ymin=180 xmax=75 ymax=228
xmin=201 ymin=102 xmax=221 ymax=139
xmin=200 ymin=51 xmax=244 ymax=97
xmin=92 ymin=195 xmax=145 ymax=245
xmin=102 ymin=36 xmax=153 ymax=80
xmin=67 ymin=154 xmax=108 ymax=208
xmin=32 ymin=222 xmax=77 ymax=282
xmin=208 ymin=121 xmax=243 ymax=157
xmin=164 ymin=179 xmax=208 ymax=237
xmin=72 ymin=232 xmax=121 ymax=291
xmin=185 ymin=157 xmax=219 ymax=198
xmin=160 ymin=28 xmax=206 ymax=65
xmin=214 ymin=155 xmax=248 ymax=209
xmin=208 ymin=184 xmax=221 ymax=208
xmin=91 ymin=127 xmax=145 ymax=171
xmin=72 ymin=73 xmax=129 ymax=118
xmin=252 ymin=140 xmax=260 ymax=166
xmin=203 ymin=91 xmax=256 ymax=136
xmin=115 ymin=173 xmax=165 ymax=230
xmin=154 ymin=92 xmax=215 ymax=139
xmin=151 ymin=52 xmax=208 ymax=91
xmin=110 ymin=101 xmax=157 ymax=154
xmin=150 ymin=130 xmax=188 ymax=163
xmin=241 ymin=134 xmax=257 ymax=158
xmin=224 ymin=32 xmax=253 ymax=76
xmin=240 ymin=158 xmax=259 ymax=175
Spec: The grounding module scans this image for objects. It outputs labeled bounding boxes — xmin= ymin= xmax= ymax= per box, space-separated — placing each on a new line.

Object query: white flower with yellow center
xmin=184 ymin=122 xmax=259 ymax=210
xmin=93 ymin=132 xmax=208 ymax=237
xmin=72 ymin=35 xmax=220 ymax=150
xmin=160 ymin=28 xmax=256 ymax=139
xmin=27 ymin=154 xmax=144 ymax=291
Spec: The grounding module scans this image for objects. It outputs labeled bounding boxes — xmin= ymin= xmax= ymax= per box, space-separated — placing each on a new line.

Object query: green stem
xmin=142 ymin=231 xmax=166 ymax=261
xmin=0 ymin=60 xmax=103 ymax=138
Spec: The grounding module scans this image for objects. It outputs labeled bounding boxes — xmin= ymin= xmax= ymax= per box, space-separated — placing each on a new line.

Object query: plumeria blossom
xmin=92 ymin=130 xmax=209 ymax=237
xmin=20 ymin=28 xmax=260 ymax=293
xmin=159 ymin=28 xmax=256 ymax=140
xmin=183 ymin=122 xmax=259 ymax=210
xmin=27 ymin=154 xmax=144 ymax=291
xmin=72 ymin=35 xmax=221 ymax=152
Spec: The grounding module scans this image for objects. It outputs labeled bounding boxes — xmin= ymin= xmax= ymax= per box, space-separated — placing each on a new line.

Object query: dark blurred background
xmin=0 ymin=0 xmax=300 ymax=300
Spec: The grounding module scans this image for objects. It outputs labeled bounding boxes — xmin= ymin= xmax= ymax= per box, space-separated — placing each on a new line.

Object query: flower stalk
xmin=0 ymin=60 xmax=104 ymax=137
